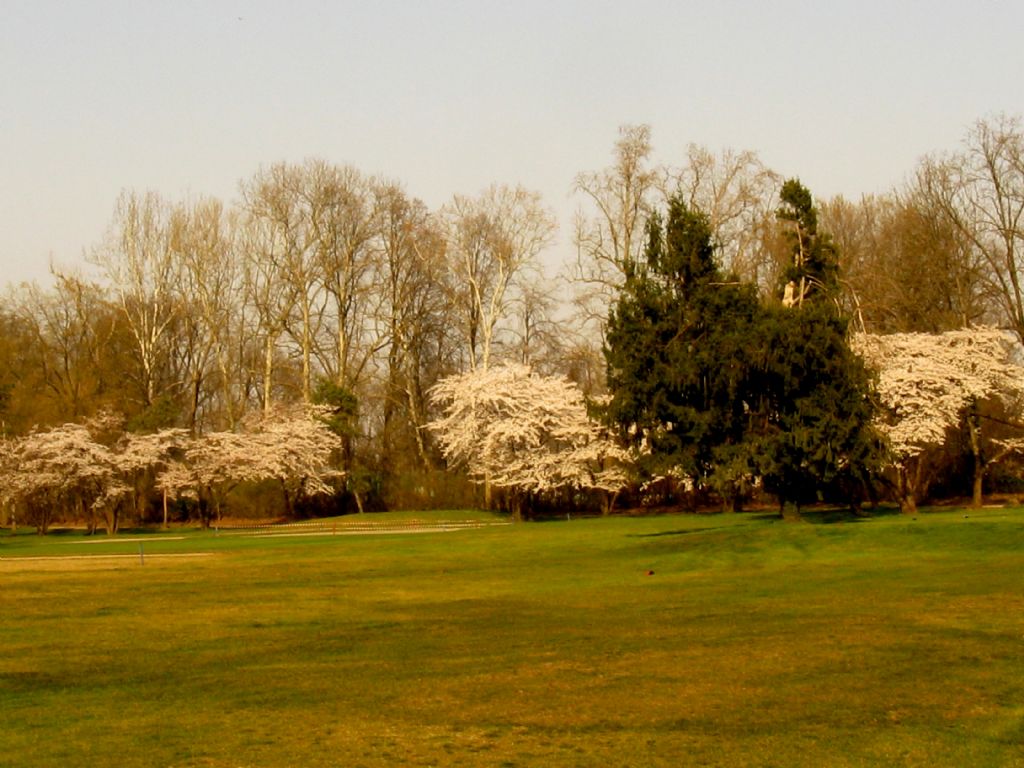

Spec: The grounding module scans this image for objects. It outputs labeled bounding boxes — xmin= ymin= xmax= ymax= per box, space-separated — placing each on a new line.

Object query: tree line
xmin=2 ymin=114 xmax=1023 ymax=527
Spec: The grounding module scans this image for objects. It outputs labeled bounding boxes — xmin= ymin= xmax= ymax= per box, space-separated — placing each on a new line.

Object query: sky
xmin=2 ymin=0 xmax=1022 ymax=287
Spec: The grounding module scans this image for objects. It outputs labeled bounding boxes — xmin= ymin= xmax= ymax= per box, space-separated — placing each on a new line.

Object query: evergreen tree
xmin=604 ymin=183 xmax=878 ymax=517
xmin=751 ymin=179 xmax=878 ymax=517
xmin=603 ymin=195 xmax=761 ymax=508
xmin=777 ymin=178 xmax=840 ymax=307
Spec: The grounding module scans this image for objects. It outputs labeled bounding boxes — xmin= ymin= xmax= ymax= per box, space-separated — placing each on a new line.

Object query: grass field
xmin=2 ymin=507 xmax=1023 ymax=767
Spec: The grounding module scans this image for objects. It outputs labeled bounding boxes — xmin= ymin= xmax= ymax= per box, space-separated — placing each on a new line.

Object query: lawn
xmin=1 ymin=508 xmax=1023 ymax=767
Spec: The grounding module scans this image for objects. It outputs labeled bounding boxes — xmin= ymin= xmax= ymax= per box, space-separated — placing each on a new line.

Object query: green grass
xmin=2 ymin=508 xmax=1023 ymax=766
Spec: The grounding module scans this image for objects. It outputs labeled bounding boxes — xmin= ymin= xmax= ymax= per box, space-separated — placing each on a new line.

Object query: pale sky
xmin=2 ymin=0 xmax=1021 ymax=287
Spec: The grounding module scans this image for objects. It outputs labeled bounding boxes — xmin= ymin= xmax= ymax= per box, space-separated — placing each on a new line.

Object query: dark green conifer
xmin=603 ymin=182 xmax=879 ymax=517
xmin=776 ymin=178 xmax=840 ymax=306
xmin=751 ymin=179 xmax=878 ymax=517
xmin=604 ymin=195 xmax=760 ymax=509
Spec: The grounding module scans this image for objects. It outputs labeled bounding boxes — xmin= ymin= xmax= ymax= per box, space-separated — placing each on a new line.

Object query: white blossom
xmin=428 ymin=364 xmax=632 ymax=499
xmin=0 ymin=423 xmax=119 ymax=532
xmin=854 ymin=327 xmax=1023 ymax=459
xmin=172 ymin=405 xmax=344 ymax=510
xmin=0 ymin=407 xmax=344 ymax=531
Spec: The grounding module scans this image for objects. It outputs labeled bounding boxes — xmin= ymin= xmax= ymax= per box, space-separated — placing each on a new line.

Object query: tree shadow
xmin=628 ymin=526 xmax=730 ymax=539
xmin=625 ymin=506 xmax=907 ymax=538
xmin=746 ymin=505 xmax=904 ymax=524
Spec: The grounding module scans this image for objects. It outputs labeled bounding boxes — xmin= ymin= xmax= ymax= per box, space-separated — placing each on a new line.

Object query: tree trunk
xmin=900 ymin=492 xmax=918 ymax=516
xmin=104 ymin=502 xmax=119 ymax=536
xmin=406 ymin=382 xmax=433 ymax=471
xmin=133 ymin=483 xmax=145 ymax=526
xmin=721 ymin=482 xmax=743 ymax=513
xmin=967 ymin=408 xmax=984 ymax=509
xmin=216 ymin=348 xmax=237 ymax=431
xmin=162 ymin=488 xmax=169 ymax=530
xmin=602 ymin=490 xmax=620 ymax=516
xmin=301 ymin=299 xmax=312 ymax=404
xmin=898 ymin=464 xmax=918 ymax=515
xmin=197 ymin=490 xmax=211 ymax=529
xmin=780 ymin=500 xmax=802 ymax=522
xmin=262 ymin=334 xmax=275 ymax=416
xmin=281 ymin=481 xmax=294 ymax=519
xmin=510 ymin=493 xmax=523 ymax=522
xmin=36 ymin=504 xmax=50 ymax=535
xmin=188 ymin=372 xmax=202 ymax=436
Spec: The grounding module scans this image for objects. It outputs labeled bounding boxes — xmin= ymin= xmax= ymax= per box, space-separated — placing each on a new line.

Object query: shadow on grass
xmin=628 ymin=506 xmax=907 ymax=536
xmin=39 ymin=528 xmax=81 ymax=537
xmin=628 ymin=525 xmax=739 ymax=539
xmin=744 ymin=505 xmax=905 ymax=525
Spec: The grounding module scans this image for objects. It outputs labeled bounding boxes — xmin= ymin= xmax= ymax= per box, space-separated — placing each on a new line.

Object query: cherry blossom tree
xmin=0 ymin=408 xmax=344 ymax=533
xmin=854 ymin=327 xmax=1024 ymax=512
xmin=119 ymin=428 xmax=191 ymax=528
xmin=245 ymin=405 xmax=345 ymax=516
xmin=0 ymin=423 xmax=121 ymax=534
xmin=428 ymin=365 xmax=631 ymax=519
xmin=162 ymin=406 xmax=343 ymax=526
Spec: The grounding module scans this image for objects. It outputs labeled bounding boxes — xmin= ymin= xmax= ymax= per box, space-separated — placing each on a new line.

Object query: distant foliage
xmin=4 ymin=117 xmax=1024 ymax=516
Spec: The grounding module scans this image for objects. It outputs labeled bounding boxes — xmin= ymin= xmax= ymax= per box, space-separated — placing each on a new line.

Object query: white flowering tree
xmin=167 ymin=406 xmax=343 ymax=526
xmin=0 ymin=407 xmax=344 ymax=534
xmin=244 ymin=406 xmax=345 ymax=516
xmin=428 ymin=364 xmax=631 ymax=519
xmin=119 ymin=428 xmax=191 ymax=529
xmin=0 ymin=423 xmax=122 ymax=534
xmin=0 ymin=438 xmax=14 ymax=530
xmin=854 ymin=328 xmax=1024 ymax=512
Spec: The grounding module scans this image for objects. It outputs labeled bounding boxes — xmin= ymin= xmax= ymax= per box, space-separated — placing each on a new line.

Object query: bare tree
xmin=508 ymin=269 xmax=564 ymax=374
xmin=916 ymin=115 xmax=1024 ymax=343
xmin=372 ymin=181 xmax=451 ymax=471
xmin=239 ymin=165 xmax=312 ymax=413
xmin=170 ymin=198 xmax=250 ymax=431
xmin=240 ymin=160 xmax=384 ymax=409
xmin=442 ymin=184 xmax=557 ymax=370
xmin=666 ymin=144 xmax=780 ymax=284
xmin=89 ymin=191 xmax=181 ymax=408
xmin=306 ymin=161 xmax=380 ymax=391
xmin=15 ymin=273 xmax=118 ymax=422
xmin=822 ymin=192 xmax=988 ymax=334
xmin=571 ymin=125 xmax=659 ymax=333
